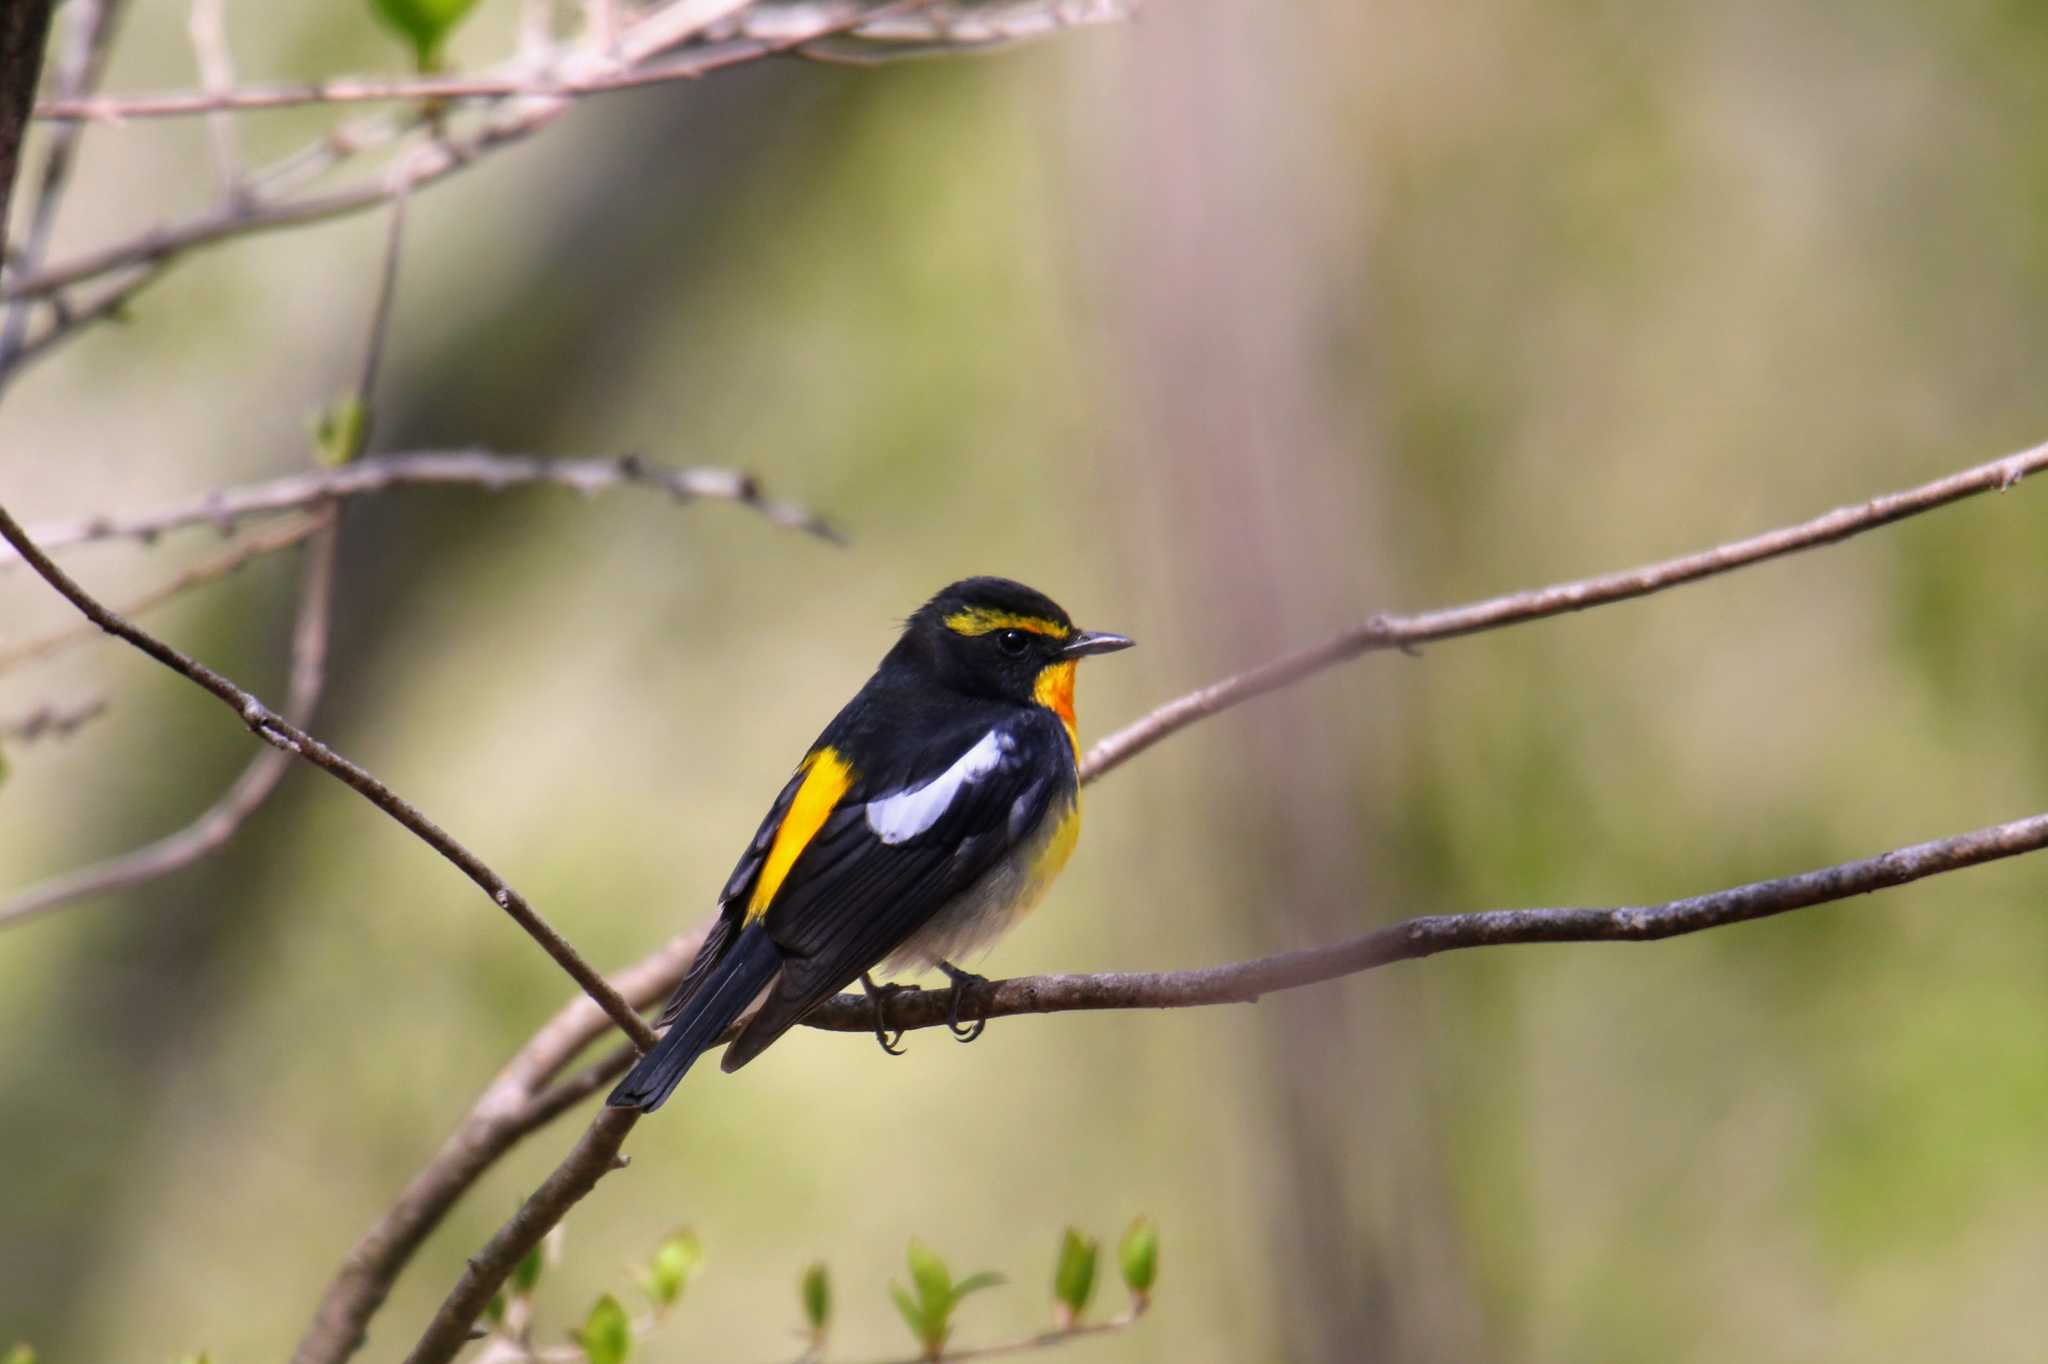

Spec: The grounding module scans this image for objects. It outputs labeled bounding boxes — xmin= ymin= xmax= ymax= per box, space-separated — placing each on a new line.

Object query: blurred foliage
xmin=1116 ymin=1218 xmax=1157 ymax=1306
xmin=891 ymin=1241 xmax=1004 ymax=1359
xmin=1052 ymin=1227 xmax=1098 ymax=1326
xmin=575 ymin=1294 xmax=632 ymax=1364
xmin=801 ymin=1260 xmax=832 ymax=1343
xmin=5 ymin=2 xmax=2048 ymax=1363
xmin=368 ymin=0 xmax=479 ymax=71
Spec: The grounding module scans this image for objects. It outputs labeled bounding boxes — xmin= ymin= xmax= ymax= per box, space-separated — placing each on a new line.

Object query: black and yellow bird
xmin=607 ymin=577 xmax=1133 ymax=1112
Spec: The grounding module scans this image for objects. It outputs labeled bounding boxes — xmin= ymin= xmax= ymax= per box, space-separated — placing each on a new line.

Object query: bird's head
xmin=890 ymin=577 xmax=1133 ymax=727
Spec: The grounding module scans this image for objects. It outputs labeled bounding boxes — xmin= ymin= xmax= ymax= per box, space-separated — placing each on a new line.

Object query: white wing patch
xmin=865 ymin=728 xmax=1013 ymax=845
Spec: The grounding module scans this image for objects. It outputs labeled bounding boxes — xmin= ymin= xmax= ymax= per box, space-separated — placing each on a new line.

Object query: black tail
xmin=607 ymin=924 xmax=781 ymax=1112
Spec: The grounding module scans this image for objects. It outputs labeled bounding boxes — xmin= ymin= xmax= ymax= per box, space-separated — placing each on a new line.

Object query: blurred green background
xmin=5 ymin=1 xmax=2048 ymax=1360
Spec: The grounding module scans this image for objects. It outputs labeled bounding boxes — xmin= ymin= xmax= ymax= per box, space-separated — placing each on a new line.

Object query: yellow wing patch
xmin=746 ymin=747 xmax=855 ymax=921
xmin=943 ymin=608 xmax=1073 ymax=640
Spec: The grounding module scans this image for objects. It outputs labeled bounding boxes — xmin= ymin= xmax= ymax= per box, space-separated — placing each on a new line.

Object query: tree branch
xmin=0 ymin=500 xmax=659 ymax=1052
xmin=1081 ymin=440 xmax=2048 ymax=782
xmin=0 ymin=510 xmax=338 ymax=930
xmin=0 ymin=511 xmax=326 ymax=675
xmin=0 ymin=1 xmax=57 ymax=263
xmin=27 ymin=1 xmax=1130 ymax=121
xmin=0 ymin=0 xmax=122 ymax=390
xmin=0 ymin=694 xmax=107 ymax=743
xmin=0 ymin=0 xmax=931 ymax=311
xmin=402 ymin=1106 xmax=641 ymax=1364
xmin=290 ymin=930 xmax=707 ymax=1364
xmin=833 ymin=1308 xmax=1146 ymax=1364
xmin=0 ymin=450 xmax=837 ymax=568
xmin=789 ymin=806 xmax=2048 ymax=1034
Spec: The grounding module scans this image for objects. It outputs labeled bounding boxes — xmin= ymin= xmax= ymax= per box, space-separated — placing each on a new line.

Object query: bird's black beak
xmin=1061 ymin=630 xmax=1134 ymax=659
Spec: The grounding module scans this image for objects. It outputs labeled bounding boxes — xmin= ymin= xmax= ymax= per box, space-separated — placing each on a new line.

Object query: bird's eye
xmin=994 ymin=629 xmax=1030 ymax=657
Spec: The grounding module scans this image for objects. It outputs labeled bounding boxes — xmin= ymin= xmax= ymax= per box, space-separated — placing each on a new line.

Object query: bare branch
xmin=355 ymin=190 xmax=408 ymax=421
xmin=0 ymin=1 xmax=60 ymax=264
xmin=290 ymin=930 xmax=706 ymax=1364
xmin=0 ymin=259 xmax=168 ymax=378
xmin=1082 ymin=440 xmax=2048 ymax=782
xmin=0 ymin=695 xmax=108 ymax=743
xmin=0 ymin=0 xmax=930 ymax=310
xmin=791 ymin=806 xmax=2048 ymax=1035
xmin=0 ymin=500 xmax=659 ymax=1051
xmin=186 ymin=0 xmax=245 ymax=199
xmin=0 ymin=511 xmax=326 ymax=675
xmin=0 ymin=450 xmax=838 ymax=569
xmin=27 ymin=1 xmax=1129 ymax=122
xmin=0 ymin=0 xmax=123 ymax=386
xmin=0 ymin=511 xmax=338 ymax=930
xmin=402 ymin=1106 xmax=641 ymax=1364
xmin=834 ymin=1309 xmax=1146 ymax=1364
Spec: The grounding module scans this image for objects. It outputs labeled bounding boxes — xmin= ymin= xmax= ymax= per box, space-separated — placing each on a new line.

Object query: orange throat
xmin=1034 ymin=660 xmax=1079 ymax=759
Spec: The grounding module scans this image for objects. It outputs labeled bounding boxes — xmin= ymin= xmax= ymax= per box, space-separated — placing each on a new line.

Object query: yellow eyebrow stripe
xmin=943 ymin=608 xmax=1072 ymax=640
xmin=746 ymin=747 xmax=855 ymax=920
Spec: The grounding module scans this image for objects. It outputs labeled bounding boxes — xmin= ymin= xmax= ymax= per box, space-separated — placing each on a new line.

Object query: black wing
xmin=721 ymin=706 xmax=1074 ymax=1069
xmin=655 ymin=759 xmax=813 ymax=1028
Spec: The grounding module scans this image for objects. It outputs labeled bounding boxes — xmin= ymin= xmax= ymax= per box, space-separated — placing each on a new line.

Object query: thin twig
xmin=789 ymin=807 xmax=2048 ymax=1035
xmin=402 ymin=1106 xmax=641 ymax=1364
xmin=0 ymin=695 xmax=108 ymax=743
xmin=0 ymin=511 xmax=326 ymax=675
xmin=0 ymin=500 xmax=659 ymax=1051
xmin=520 ymin=0 xmax=559 ymax=65
xmin=0 ymin=0 xmax=122 ymax=385
xmin=26 ymin=1 xmax=1129 ymax=121
xmin=1082 ymin=440 xmax=2048 ymax=782
xmin=2 ymin=0 xmax=931 ymax=309
xmin=1 ymin=258 xmax=168 ymax=377
xmin=835 ymin=1308 xmax=1145 ymax=1364
xmin=355 ymin=188 xmax=408 ymax=427
xmin=187 ymin=0 xmax=245 ymax=201
xmin=0 ymin=512 xmax=339 ymax=930
xmin=1 ymin=451 xmax=838 ymax=567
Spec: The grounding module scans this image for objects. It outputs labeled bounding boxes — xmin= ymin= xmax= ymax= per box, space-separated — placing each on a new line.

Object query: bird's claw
xmin=860 ymin=973 xmax=911 ymax=1056
xmin=937 ymin=961 xmax=990 ymax=1043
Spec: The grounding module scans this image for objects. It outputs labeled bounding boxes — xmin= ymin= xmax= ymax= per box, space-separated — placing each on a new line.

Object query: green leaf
xmin=5 ymin=1344 xmax=36 ymax=1364
xmin=637 ymin=1229 xmax=701 ymax=1310
xmin=1117 ymin=1217 xmax=1158 ymax=1301
xmin=483 ymin=1291 xmax=507 ymax=1326
xmin=309 ymin=393 xmax=368 ymax=467
xmin=905 ymin=1239 xmax=951 ymax=1316
xmin=950 ymin=1271 xmax=1005 ymax=1302
xmin=576 ymin=1293 xmax=632 ymax=1364
xmin=369 ymin=0 xmax=481 ymax=71
xmin=889 ymin=1282 xmax=931 ymax=1346
xmin=1052 ymin=1228 xmax=1098 ymax=1324
xmin=171 ymin=1355 xmax=211 ymax=1364
xmin=800 ymin=1261 xmax=831 ymax=1336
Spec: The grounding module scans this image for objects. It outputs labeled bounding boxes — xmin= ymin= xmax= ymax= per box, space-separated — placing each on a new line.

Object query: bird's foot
xmin=937 ymin=961 xmax=990 ymax=1043
xmin=860 ymin=972 xmax=912 ymax=1056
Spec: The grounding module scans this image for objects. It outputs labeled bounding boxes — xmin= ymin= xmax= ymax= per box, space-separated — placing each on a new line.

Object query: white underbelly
xmin=883 ymin=796 xmax=1076 ymax=974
